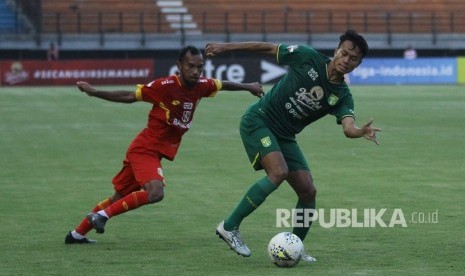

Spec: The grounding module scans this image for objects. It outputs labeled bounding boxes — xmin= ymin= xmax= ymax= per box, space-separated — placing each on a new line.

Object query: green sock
xmin=224 ymin=177 xmax=277 ymax=231
xmin=292 ymin=200 xmax=316 ymax=241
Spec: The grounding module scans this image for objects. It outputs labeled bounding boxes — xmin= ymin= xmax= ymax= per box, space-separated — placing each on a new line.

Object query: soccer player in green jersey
xmin=205 ymin=29 xmax=381 ymax=262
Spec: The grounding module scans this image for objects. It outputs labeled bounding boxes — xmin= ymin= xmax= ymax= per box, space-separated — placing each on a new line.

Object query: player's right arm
xmin=341 ymin=117 xmax=381 ymax=145
xmin=76 ymin=81 xmax=137 ymax=103
xmin=205 ymin=42 xmax=278 ymax=57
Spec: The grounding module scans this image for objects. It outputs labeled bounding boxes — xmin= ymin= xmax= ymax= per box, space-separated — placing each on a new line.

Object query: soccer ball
xmin=267 ymin=232 xmax=303 ymax=268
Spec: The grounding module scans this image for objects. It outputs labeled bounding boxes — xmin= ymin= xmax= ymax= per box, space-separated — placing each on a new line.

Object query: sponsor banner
xmin=0 ymin=59 xmax=154 ymax=86
xmin=156 ymin=57 xmax=459 ymax=85
xmin=457 ymin=57 xmax=465 ymax=84
xmin=2 ymin=57 xmax=459 ymax=86
xmin=348 ymin=58 xmax=457 ymax=85
xmin=154 ymin=57 xmax=280 ymax=84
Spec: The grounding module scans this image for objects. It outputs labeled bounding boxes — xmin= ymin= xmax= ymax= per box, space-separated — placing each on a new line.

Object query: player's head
xmin=338 ymin=29 xmax=369 ymax=58
xmin=177 ymin=46 xmax=204 ymax=87
xmin=332 ymin=29 xmax=369 ymax=75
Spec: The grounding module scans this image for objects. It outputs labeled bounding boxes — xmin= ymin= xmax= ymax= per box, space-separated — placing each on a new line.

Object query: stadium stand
xmin=183 ymin=0 xmax=465 ymax=34
xmin=25 ymin=0 xmax=463 ymax=35
xmin=39 ymin=0 xmax=171 ymax=33
xmin=0 ymin=0 xmax=22 ymax=33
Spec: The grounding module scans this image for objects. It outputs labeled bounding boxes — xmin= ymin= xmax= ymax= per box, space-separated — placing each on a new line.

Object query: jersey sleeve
xmin=199 ymin=78 xmax=221 ymax=98
xmin=135 ymin=84 xmax=144 ymax=101
xmin=331 ymin=94 xmax=355 ymax=124
xmin=277 ymin=44 xmax=318 ymax=66
xmin=213 ymin=79 xmax=222 ymax=92
xmin=135 ymin=80 xmax=164 ymax=104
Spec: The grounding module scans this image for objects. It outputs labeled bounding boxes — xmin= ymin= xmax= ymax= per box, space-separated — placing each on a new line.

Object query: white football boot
xmin=216 ymin=220 xmax=251 ymax=257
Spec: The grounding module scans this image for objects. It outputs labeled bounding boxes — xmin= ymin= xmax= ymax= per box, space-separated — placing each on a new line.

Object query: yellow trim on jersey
xmin=174 ymin=74 xmax=182 ymax=85
xmin=340 ymin=114 xmax=355 ymax=120
xmin=135 ymin=84 xmax=143 ymax=101
xmin=251 ymin=153 xmax=261 ymax=169
xmin=276 ymin=44 xmax=282 ymax=63
xmin=213 ymin=78 xmax=222 ymax=90
xmin=158 ymin=102 xmax=171 ymax=124
xmin=210 ymin=79 xmax=222 ymax=97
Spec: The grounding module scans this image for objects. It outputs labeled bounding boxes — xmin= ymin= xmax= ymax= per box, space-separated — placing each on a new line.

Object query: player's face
xmin=332 ymin=40 xmax=363 ymax=74
xmin=178 ymin=52 xmax=204 ymax=87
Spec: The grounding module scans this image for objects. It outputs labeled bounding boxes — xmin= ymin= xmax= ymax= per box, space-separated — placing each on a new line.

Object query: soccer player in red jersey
xmin=65 ymin=46 xmax=264 ymax=244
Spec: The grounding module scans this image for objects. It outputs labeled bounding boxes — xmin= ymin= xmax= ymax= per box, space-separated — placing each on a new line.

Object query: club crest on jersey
xmin=261 ymin=136 xmax=272 ymax=147
xmin=172 ymin=100 xmax=180 ymax=105
xmin=328 ymin=94 xmax=339 ymax=106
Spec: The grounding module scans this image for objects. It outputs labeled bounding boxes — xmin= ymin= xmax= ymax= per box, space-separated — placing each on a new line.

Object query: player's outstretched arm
xmin=341 ymin=117 xmax=381 ymax=145
xmin=76 ymin=81 xmax=137 ymax=103
xmin=205 ymin=42 xmax=278 ymax=57
xmin=221 ymin=81 xmax=264 ymax=98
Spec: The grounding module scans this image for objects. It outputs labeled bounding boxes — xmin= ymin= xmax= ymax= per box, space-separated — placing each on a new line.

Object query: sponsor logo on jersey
xmin=308 ymin=68 xmax=318 ymax=81
xmin=286 ymin=45 xmax=299 ymax=53
xmin=161 ymin=79 xmax=175 ymax=85
xmin=286 ymin=85 xmax=326 ymax=118
xmin=182 ymin=110 xmax=191 ymax=122
xmin=309 ymin=86 xmax=324 ymax=101
xmin=295 ymin=86 xmax=324 ymax=111
xmin=172 ymin=100 xmax=180 ymax=105
xmin=172 ymin=118 xmax=192 ymax=129
xmin=183 ymin=102 xmax=194 ymax=110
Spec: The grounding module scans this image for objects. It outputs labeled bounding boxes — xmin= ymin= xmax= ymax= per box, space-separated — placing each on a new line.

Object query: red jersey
xmin=129 ymin=74 xmax=222 ymax=160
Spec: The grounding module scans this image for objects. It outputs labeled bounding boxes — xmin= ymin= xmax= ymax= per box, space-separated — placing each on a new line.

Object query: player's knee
xmin=147 ymin=190 xmax=164 ymax=203
xmin=144 ymin=180 xmax=165 ymax=203
xmin=300 ymin=186 xmax=317 ymax=202
xmin=268 ymin=167 xmax=288 ymax=184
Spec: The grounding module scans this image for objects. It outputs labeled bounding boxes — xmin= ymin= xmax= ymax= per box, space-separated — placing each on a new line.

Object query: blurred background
xmin=1 ymin=0 xmax=464 ymax=86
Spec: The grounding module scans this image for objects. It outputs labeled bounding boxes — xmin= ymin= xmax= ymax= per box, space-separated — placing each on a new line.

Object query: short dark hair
xmin=338 ymin=29 xmax=369 ymax=58
xmin=178 ymin=46 xmax=202 ymax=62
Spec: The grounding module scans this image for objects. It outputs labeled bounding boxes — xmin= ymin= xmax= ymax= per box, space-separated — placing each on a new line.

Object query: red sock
xmin=104 ymin=191 xmax=149 ymax=218
xmin=75 ymin=198 xmax=112 ymax=236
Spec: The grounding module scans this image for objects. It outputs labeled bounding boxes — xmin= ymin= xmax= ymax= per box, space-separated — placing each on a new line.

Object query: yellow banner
xmin=458 ymin=58 xmax=465 ymax=84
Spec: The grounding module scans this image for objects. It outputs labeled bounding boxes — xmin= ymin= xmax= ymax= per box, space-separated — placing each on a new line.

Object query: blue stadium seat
xmin=0 ymin=0 xmax=23 ymax=33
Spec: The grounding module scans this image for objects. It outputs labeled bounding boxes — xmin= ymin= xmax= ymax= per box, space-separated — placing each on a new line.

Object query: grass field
xmin=0 ymin=85 xmax=464 ymax=275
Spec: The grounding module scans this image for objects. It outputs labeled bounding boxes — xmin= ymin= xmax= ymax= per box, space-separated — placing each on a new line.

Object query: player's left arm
xmin=220 ymin=80 xmax=264 ymax=98
xmin=341 ymin=117 xmax=381 ymax=145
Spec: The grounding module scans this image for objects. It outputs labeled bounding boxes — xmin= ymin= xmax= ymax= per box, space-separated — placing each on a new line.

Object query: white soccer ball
xmin=267 ymin=232 xmax=303 ymax=268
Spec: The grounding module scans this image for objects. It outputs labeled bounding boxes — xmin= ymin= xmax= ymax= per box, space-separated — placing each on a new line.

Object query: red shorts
xmin=112 ymin=151 xmax=164 ymax=196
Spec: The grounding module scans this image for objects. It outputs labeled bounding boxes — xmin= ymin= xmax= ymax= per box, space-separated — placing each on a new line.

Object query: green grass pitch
xmin=0 ymin=85 xmax=463 ymax=275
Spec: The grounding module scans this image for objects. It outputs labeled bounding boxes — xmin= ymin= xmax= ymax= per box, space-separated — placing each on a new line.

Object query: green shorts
xmin=239 ymin=113 xmax=309 ymax=171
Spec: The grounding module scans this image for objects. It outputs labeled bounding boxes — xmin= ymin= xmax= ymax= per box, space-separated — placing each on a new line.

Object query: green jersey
xmin=248 ymin=44 xmax=355 ymax=139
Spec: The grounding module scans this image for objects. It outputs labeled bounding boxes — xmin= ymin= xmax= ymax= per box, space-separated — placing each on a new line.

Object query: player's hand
xmin=247 ymin=82 xmax=264 ymax=98
xmin=205 ymin=43 xmax=225 ymax=57
xmin=76 ymin=81 xmax=96 ymax=96
xmin=361 ymin=119 xmax=381 ymax=145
